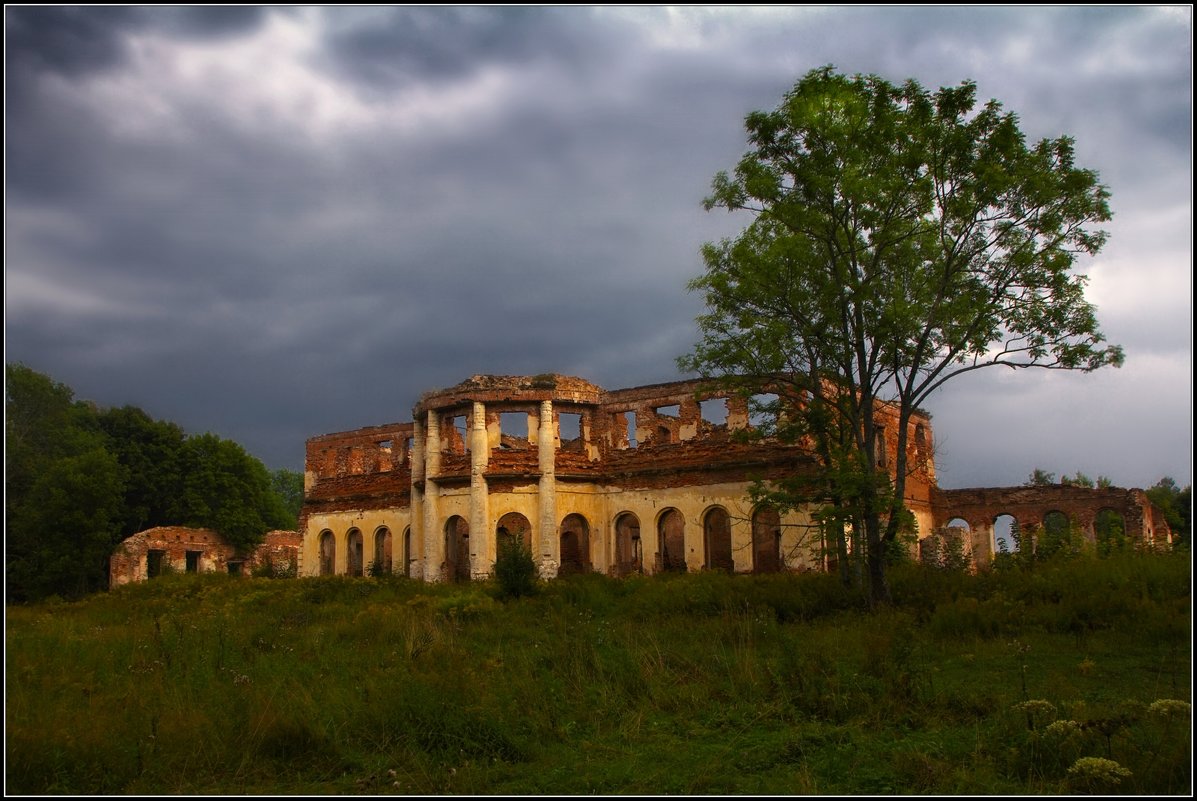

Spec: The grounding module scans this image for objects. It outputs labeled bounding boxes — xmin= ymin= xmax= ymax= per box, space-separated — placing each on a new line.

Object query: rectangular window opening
xmin=700 ymin=398 xmax=728 ymax=425
xmin=749 ymin=393 xmax=779 ymax=429
xmin=499 ymin=412 xmax=530 ymax=449
xmin=185 ymin=550 xmax=201 ymax=573
xmin=655 ymin=404 xmax=680 ymax=418
xmin=446 ymin=414 xmax=470 ymax=454
xmin=624 ymin=411 xmax=637 ymax=448
xmin=559 ymin=412 xmax=582 ymax=441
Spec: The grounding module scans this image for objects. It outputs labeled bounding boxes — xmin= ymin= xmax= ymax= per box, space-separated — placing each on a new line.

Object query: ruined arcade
xmin=299 ymin=374 xmax=944 ymax=581
xmin=300 ymin=373 xmax=1173 ymax=582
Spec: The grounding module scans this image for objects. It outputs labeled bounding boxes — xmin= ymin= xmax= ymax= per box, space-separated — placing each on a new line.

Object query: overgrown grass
xmin=7 ymin=553 xmax=1190 ymax=794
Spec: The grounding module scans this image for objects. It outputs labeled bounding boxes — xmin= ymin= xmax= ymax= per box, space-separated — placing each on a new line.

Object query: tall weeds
xmin=6 ymin=552 xmax=1189 ymax=794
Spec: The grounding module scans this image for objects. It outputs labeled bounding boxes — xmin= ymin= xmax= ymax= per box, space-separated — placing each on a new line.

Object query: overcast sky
xmin=5 ymin=6 xmax=1192 ymax=490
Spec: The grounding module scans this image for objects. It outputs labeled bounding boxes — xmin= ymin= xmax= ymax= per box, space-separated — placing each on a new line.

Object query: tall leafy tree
xmin=269 ymin=468 xmax=304 ymax=530
xmin=170 ymin=433 xmax=291 ymax=553
xmin=6 ymin=364 xmax=125 ymax=601
xmin=97 ymin=405 xmax=186 ymax=538
xmin=681 ymin=68 xmax=1122 ymax=605
xmin=7 ymin=364 xmax=298 ymax=599
xmin=1145 ymin=477 xmax=1191 ymax=548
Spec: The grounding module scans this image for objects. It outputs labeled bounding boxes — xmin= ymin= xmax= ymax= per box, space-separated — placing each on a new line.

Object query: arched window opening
xmin=347 ymin=528 xmax=364 ymax=577
xmin=993 ymin=514 xmax=1019 ymax=554
xmin=704 ymin=507 xmax=733 ymax=572
xmin=403 ymin=527 xmax=412 ymax=578
xmin=559 ymin=514 xmax=591 ymax=576
xmin=373 ymin=527 xmax=393 ymax=575
xmin=752 ymin=506 xmax=782 ymax=573
xmin=614 ymin=513 xmax=642 ymax=576
xmin=1095 ymin=509 xmax=1127 ymax=556
xmin=319 ymin=530 xmax=335 ymax=576
xmin=497 ymin=512 xmax=533 ymax=552
xmin=444 ymin=516 xmax=471 ymax=582
xmin=657 ymin=509 xmax=687 ymax=572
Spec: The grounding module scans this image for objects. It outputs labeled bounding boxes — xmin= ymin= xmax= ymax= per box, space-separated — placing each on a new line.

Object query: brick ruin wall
xmin=927 ymin=484 xmax=1171 ymax=567
xmin=300 ymin=374 xmax=940 ymax=580
xmin=300 ymin=374 xmax=1170 ymax=580
xmin=110 ymin=527 xmax=301 ymax=586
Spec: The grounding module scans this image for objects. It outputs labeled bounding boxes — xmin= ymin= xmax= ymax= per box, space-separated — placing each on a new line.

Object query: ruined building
xmin=300 ymin=373 xmax=1168 ymax=582
xmin=110 ymin=527 xmax=301 ymax=586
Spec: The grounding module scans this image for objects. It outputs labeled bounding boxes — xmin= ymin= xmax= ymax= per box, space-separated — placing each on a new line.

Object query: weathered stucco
xmin=299 ymin=374 xmax=941 ymax=581
xmin=300 ymin=374 xmax=1172 ymax=581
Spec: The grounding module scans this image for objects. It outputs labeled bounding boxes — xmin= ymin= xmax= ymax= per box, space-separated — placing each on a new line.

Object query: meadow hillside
xmin=6 ymin=553 xmax=1190 ymax=795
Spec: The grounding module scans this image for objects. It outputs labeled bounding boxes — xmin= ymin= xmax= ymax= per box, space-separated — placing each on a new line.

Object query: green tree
xmin=681 ymin=67 xmax=1121 ymax=605
xmin=269 ymin=468 xmax=304 ymax=529
xmin=170 ymin=433 xmax=291 ymax=553
xmin=97 ymin=405 xmax=186 ymax=538
xmin=493 ymin=532 xmax=539 ymax=600
xmin=1026 ymin=468 xmax=1057 ymax=487
xmin=1145 ymin=477 xmax=1191 ymax=548
xmin=1061 ymin=471 xmax=1095 ymax=488
xmin=6 ymin=364 xmax=125 ymax=601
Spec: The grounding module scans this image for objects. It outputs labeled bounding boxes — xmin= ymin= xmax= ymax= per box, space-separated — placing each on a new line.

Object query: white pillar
xmin=470 ymin=401 xmax=490 ymax=577
xmin=422 ymin=410 xmax=442 ymax=582
xmin=410 ymin=419 xmax=425 ymax=580
xmin=537 ymin=400 xmax=558 ymax=577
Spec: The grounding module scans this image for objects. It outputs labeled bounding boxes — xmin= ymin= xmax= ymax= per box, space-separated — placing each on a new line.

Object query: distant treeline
xmin=6 ymin=364 xmax=303 ymax=602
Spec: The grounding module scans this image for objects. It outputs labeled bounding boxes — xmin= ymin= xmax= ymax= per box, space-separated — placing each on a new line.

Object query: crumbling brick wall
xmin=109 ymin=526 xmax=300 ymax=586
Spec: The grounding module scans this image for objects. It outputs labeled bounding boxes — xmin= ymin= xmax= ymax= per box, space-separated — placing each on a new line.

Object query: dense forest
xmin=5 ymin=364 xmax=303 ymax=602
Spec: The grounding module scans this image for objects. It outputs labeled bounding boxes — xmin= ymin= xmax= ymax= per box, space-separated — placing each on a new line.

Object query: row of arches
xmin=944 ymin=508 xmax=1129 ymax=555
xmin=317 ymin=505 xmax=788 ymax=581
xmin=317 ymin=526 xmax=412 ymax=577
xmin=610 ymin=506 xmax=783 ymax=577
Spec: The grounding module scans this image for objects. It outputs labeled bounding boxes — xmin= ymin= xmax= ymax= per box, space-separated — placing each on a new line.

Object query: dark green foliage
xmin=270 ymin=468 xmax=304 ymax=529
xmin=493 ymin=534 xmax=539 ymax=599
xmin=97 ymin=405 xmax=186 ymax=538
xmin=171 ymin=433 xmax=290 ymax=553
xmin=681 ymin=68 xmax=1121 ymax=605
xmin=1146 ymin=477 xmax=1191 ymax=547
xmin=6 ymin=364 xmax=126 ymax=601
xmin=6 ymin=447 xmax=125 ymax=602
xmin=5 ymin=364 xmax=299 ymax=600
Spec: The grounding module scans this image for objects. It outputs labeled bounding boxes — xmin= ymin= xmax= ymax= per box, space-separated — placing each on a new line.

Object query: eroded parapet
xmin=306 ymin=374 xmax=938 ymax=497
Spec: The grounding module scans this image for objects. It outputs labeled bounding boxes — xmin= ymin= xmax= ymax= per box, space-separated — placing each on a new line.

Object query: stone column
xmin=537 ymin=399 xmax=558 ymax=577
xmin=470 ymin=401 xmax=490 ymax=577
xmin=973 ymin=519 xmax=993 ymax=569
xmin=410 ymin=419 xmax=425 ymax=580
xmin=423 ymin=410 xmax=442 ymax=582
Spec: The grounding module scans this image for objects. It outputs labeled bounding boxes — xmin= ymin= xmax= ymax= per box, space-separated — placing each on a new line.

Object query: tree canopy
xmin=6 ymin=364 xmax=298 ymax=601
xmin=681 ymin=67 xmax=1122 ymax=604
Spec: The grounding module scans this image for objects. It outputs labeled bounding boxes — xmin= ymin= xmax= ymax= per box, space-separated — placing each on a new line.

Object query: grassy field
xmin=6 ymin=553 xmax=1190 ymax=795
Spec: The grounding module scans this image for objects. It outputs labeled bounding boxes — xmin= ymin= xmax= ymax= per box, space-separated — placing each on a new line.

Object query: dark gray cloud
xmin=5 ymin=7 xmax=1191 ymax=490
xmin=5 ymin=6 xmax=142 ymax=77
xmin=320 ymin=7 xmax=627 ymax=92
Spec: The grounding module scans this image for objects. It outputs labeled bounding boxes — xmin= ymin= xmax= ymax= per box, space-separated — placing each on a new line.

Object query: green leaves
xmin=682 ymin=67 xmax=1121 ymax=604
xmin=6 ymin=364 xmax=297 ymax=600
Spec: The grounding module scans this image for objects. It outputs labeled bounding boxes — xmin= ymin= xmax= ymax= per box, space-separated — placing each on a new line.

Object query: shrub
xmin=493 ymin=536 xmax=539 ymax=599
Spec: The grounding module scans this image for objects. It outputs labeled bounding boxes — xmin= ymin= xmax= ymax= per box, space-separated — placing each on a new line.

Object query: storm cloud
xmin=5 ymin=7 xmax=1191 ymax=490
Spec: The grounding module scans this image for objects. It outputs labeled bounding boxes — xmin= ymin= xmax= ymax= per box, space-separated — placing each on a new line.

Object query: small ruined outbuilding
xmin=109 ymin=526 xmax=300 ymax=586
